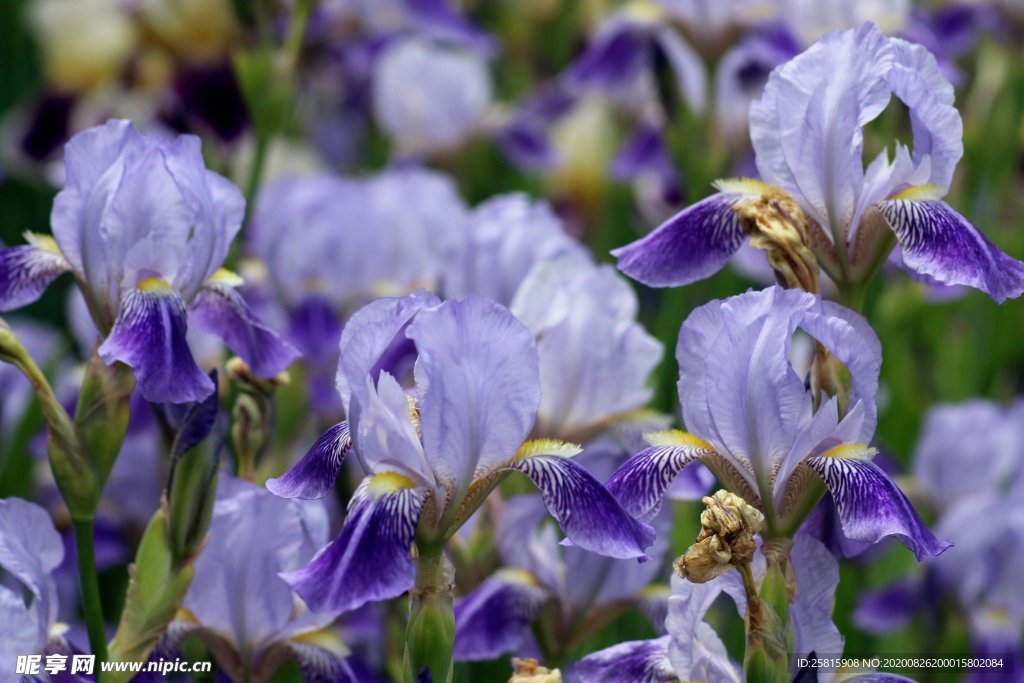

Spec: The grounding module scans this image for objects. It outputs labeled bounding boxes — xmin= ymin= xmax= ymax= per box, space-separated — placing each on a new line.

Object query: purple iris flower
xmin=614 ymin=23 xmax=1024 ymax=302
xmin=169 ymin=477 xmax=353 ymax=682
xmin=0 ymin=497 xmax=66 ymax=670
xmin=572 ymin=533 xmax=916 ymax=683
xmin=266 ymin=292 xmax=655 ymax=614
xmin=605 ymin=286 xmax=948 ymax=560
xmin=856 ymin=401 xmax=1024 ymax=677
xmin=0 ymin=120 xmax=298 ymax=404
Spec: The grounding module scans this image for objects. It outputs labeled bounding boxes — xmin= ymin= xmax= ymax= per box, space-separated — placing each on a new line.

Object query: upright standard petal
xmin=452 ymin=569 xmax=550 ymax=661
xmin=806 ymin=445 xmax=951 ymax=560
xmin=611 ymin=187 xmax=752 ymax=287
xmin=282 ymin=473 xmax=425 ymax=614
xmin=605 ymin=430 xmax=716 ymax=522
xmin=750 ymin=23 xmax=894 ymax=235
xmin=335 ymin=291 xmax=440 ymax=416
xmin=507 ymin=444 xmax=655 ymax=560
xmin=98 ymin=281 xmax=213 ymax=403
xmin=0 ymin=237 xmax=71 ymax=312
xmin=266 ymin=422 xmax=352 ymax=500
xmin=410 ymin=297 xmax=540 ymax=494
xmin=879 ymin=198 xmax=1024 ymax=303
xmin=570 ymin=636 xmax=677 ymax=683
xmin=188 ymin=276 xmax=298 ymax=378
xmin=0 ymin=498 xmax=63 ymax=651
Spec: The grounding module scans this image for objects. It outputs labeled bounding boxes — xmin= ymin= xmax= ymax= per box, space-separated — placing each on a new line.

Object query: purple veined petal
xmin=564 ymin=17 xmax=652 ymax=91
xmin=287 ymin=640 xmax=356 ymax=683
xmin=0 ymin=237 xmax=71 ymax=312
xmin=605 ymin=431 xmax=716 ymax=522
xmin=266 ymin=422 xmax=352 ymax=500
xmin=189 ymin=275 xmax=300 ymax=378
xmin=853 ymin=577 xmax=924 ymax=634
xmin=404 ymin=0 xmax=498 ymax=55
xmin=336 ymin=290 xmax=440 ymax=416
xmin=879 ymin=197 xmax=1024 ymax=303
xmin=281 ymin=473 xmax=426 ymax=615
xmin=98 ymin=281 xmax=214 ymax=404
xmin=569 ymin=636 xmax=676 ymax=683
xmin=612 ymin=185 xmax=758 ymax=287
xmin=452 ymin=568 xmax=550 ymax=661
xmin=806 ymin=444 xmax=951 ymax=561
xmin=506 ymin=444 xmax=656 ymax=560
xmin=789 ymin=534 xmax=843 ymax=668
xmin=410 ymin=296 xmax=540 ymax=495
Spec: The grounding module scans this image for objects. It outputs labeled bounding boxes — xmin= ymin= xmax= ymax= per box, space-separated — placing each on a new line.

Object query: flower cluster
xmin=1 ymin=3 xmax=1023 ymax=683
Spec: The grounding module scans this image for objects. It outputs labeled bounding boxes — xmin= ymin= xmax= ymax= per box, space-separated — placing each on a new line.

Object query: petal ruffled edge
xmin=98 ymin=282 xmax=214 ymax=403
xmin=880 ymin=198 xmax=1024 ymax=303
xmin=806 ymin=445 xmax=951 ymax=561
xmin=266 ymin=422 xmax=352 ymax=500
xmin=0 ymin=237 xmax=71 ymax=312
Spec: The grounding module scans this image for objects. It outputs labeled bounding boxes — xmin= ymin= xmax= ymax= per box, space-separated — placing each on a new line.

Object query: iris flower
xmin=267 ymin=292 xmax=654 ymax=614
xmin=614 ymin=23 xmax=1024 ymax=303
xmin=0 ymin=120 xmax=298 ymax=403
xmin=571 ymin=534 xmax=916 ymax=683
xmin=606 ymin=286 xmax=948 ymax=560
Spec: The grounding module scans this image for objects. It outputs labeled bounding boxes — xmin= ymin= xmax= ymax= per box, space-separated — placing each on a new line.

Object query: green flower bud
xmin=405 ymin=551 xmax=456 ymax=683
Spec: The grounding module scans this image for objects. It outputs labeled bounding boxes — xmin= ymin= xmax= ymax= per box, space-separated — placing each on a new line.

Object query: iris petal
xmin=508 ymin=453 xmax=655 ymax=560
xmin=605 ymin=431 xmax=715 ymax=522
xmin=880 ymin=198 xmax=1024 ymax=303
xmin=806 ymin=445 xmax=951 ymax=560
xmin=453 ymin=569 xmax=550 ymax=661
xmin=266 ymin=422 xmax=351 ymax=500
xmin=281 ymin=474 xmax=425 ymax=615
xmin=99 ymin=283 xmax=213 ymax=403
xmin=189 ymin=278 xmax=300 ymax=378
xmin=0 ymin=241 xmax=71 ymax=312
xmin=612 ymin=191 xmax=751 ymax=287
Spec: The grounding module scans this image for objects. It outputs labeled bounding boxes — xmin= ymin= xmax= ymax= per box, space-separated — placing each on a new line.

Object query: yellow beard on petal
xmin=367 ymin=471 xmax=418 ymax=495
xmin=891 ymin=184 xmax=945 ymax=201
xmin=512 ymin=438 xmax=582 ymax=461
xmin=137 ymin=277 xmax=173 ymax=293
xmin=642 ymin=429 xmax=715 ymax=451
xmin=817 ymin=443 xmax=877 ymax=460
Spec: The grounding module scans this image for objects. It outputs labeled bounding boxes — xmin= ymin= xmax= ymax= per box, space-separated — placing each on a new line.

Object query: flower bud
xmin=405 ymin=552 xmax=456 ymax=683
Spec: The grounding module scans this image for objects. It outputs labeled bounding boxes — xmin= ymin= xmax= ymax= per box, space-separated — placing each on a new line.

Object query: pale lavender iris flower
xmin=372 ymin=36 xmax=492 ymax=156
xmin=0 ymin=498 xmax=66 ymax=673
xmin=0 ymin=120 xmax=298 ymax=403
xmin=605 ymin=286 xmax=948 ymax=560
xmin=856 ymin=401 xmax=1024 ymax=678
xmin=571 ymin=533 xmax=916 ymax=683
xmin=266 ymin=292 xmax=654 ymax=614
xmin=169 ymin=477 xmax=352 ymax=682
xmin=614 ymin=23 xmax=1024 ymax=303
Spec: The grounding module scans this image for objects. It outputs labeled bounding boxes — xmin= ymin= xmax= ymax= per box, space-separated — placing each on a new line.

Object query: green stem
xmin=404 ymin=550 xmax=456 ymax=683
xmin=73 ymin=518 xmax=109 ymax=669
